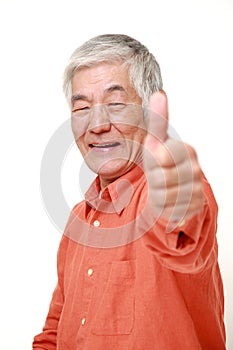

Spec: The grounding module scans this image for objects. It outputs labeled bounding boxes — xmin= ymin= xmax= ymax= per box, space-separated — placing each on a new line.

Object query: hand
xmin=143 ymin=92 xmax=204 ymax=230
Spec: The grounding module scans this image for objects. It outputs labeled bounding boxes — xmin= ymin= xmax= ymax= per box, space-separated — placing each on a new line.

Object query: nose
xmin=88 ymin=105 xmax=111 ymax=133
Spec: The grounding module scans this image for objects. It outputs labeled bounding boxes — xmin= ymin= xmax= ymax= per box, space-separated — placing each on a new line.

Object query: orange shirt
xmin=33 ymin=165 xmax=226 ymax=349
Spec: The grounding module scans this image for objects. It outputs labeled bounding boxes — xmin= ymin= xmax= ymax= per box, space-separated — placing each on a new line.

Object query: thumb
xmin=146 ymin=91 xmax=169 ymax=150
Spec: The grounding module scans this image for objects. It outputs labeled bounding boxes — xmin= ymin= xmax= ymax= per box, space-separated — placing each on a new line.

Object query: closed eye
xmin=107 ymin=102 xmax=126 ymax=110
xmin=72 ymin=106 xmax=90 ymax=117
xmin=73 ymin=106 xmax=90 ymax=112
xmin=108 ymin=102 xmax=125 ymax=106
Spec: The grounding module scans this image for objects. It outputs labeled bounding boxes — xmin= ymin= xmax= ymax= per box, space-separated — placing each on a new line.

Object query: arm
xmin=32 ymin=235 xmax=68 ymax=349
xmin=143 ymin=92 xmax=218 ymax=273
xmin=144 ymin=173 xmax=218 ymax=273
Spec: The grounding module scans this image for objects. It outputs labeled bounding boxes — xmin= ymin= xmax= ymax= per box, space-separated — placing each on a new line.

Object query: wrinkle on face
xmin=71 ymin=62 xmax=146 ymax=188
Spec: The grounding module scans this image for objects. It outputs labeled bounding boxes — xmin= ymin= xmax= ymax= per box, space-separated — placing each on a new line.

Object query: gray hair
xmin=63 ymin=34 xmax=163 ymax=108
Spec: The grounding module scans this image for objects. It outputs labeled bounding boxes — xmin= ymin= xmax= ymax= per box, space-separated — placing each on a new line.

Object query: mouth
xmin=89 ymin=142 xmax=121 ymax=149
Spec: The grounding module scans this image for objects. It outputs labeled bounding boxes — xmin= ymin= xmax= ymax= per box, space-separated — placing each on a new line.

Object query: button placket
xmin=79 ymin=262 xmax=97 ymax=331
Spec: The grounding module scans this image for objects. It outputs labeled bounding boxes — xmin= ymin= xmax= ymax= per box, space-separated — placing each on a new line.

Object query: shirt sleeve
xmin=32 ymin=235 xmax=68 ymax=349
xmin=143 ymin=174 xmax=219 ymax=274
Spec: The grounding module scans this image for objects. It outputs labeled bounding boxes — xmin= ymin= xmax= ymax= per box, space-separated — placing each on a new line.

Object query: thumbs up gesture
xmin=143 ymin=92 xmax=204 ymax=229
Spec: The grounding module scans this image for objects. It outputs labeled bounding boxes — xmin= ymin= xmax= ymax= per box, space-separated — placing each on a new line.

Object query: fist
xmin=143 ymin=92 xmax=204 ymax=229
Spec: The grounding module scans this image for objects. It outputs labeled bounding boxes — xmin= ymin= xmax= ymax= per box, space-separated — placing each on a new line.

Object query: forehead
xmin=71 ymin=62 xmax=133 ymax=94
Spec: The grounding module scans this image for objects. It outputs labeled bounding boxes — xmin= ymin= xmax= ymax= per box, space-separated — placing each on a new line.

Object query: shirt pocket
xmin=92 ymin=260 xmax=136 ymax=336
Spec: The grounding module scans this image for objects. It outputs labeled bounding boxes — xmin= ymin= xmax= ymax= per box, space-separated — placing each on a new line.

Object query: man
xmin=33 ymin=34 xmax=226 ymax=349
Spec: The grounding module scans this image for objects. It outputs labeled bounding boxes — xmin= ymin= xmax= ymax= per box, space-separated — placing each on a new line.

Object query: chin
xmin=89 ymin=159 xmax=132 ymax=178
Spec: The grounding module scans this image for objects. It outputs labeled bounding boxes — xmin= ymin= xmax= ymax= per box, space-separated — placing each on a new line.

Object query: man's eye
xmin=73 ymin=106 xmax=90 ymax=112
xmin=107 ymin=102 xmax=126 ymax=110
xmin=72 ymin=106 xmax=90 ymax=116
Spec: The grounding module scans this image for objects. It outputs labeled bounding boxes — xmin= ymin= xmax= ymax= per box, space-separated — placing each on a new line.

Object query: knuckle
xmin=153 ymin=188 xmax=166 ymax=207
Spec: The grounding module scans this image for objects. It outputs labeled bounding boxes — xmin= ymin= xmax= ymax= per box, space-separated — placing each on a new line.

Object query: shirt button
xmin=93 ymin=220 xmax=100 ymax=227
xmin=81 ymin=317 xmax=86 ymax=326
xmin=87 ymin=268 xmax=93 ymax=276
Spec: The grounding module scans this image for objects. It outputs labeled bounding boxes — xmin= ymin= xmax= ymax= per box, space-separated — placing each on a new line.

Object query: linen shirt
xmin=33 ymin=165 xmax=226 ymax=349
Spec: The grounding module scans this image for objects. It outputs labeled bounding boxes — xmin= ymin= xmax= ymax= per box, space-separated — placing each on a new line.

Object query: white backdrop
xmin=0 ymin=0 xmax=232 ymax=348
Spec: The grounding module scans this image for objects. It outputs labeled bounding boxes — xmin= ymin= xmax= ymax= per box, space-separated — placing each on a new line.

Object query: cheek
xmin=71 ymin=117 xmax=89 ymax=142
xmin=137 ymin=129 xmax=147 ymax=143
xmin=76 ymin=136 xmax=88 ymax=157
xmin=116 ymin=122 xmax=146 ymax=141
xmin=110 ymin=104 xmax=144 ymax=128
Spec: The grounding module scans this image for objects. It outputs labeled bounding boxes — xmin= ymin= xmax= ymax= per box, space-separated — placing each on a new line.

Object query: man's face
xmin=71 ymin=62 xmax=146 ymax=188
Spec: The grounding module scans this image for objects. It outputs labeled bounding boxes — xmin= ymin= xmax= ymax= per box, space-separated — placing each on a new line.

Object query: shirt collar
xmin=85 ymin=164 xmax=145 ymax=215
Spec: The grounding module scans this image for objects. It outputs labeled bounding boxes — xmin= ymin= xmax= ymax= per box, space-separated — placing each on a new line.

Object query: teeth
xmin=91 ymin=142 xmax=118 ymax=148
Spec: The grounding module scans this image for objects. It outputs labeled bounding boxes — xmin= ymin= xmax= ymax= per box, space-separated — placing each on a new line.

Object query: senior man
xmin=33 ymin=34 xmax=226 ymax=349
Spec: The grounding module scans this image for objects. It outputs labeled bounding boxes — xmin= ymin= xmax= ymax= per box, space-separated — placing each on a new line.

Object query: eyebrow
xmin=71 ymin=94 xmax=88 ymax=102
xmin=104 ymin=84 xmax=126 ymax=94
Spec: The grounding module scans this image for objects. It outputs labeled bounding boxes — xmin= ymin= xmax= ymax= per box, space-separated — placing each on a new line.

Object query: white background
xmin=0 ymin=0 xmax=232 ymax=348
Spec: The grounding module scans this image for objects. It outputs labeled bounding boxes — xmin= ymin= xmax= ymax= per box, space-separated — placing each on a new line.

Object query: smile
xmin=90 ymin=142 xmax=121 ymax=149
